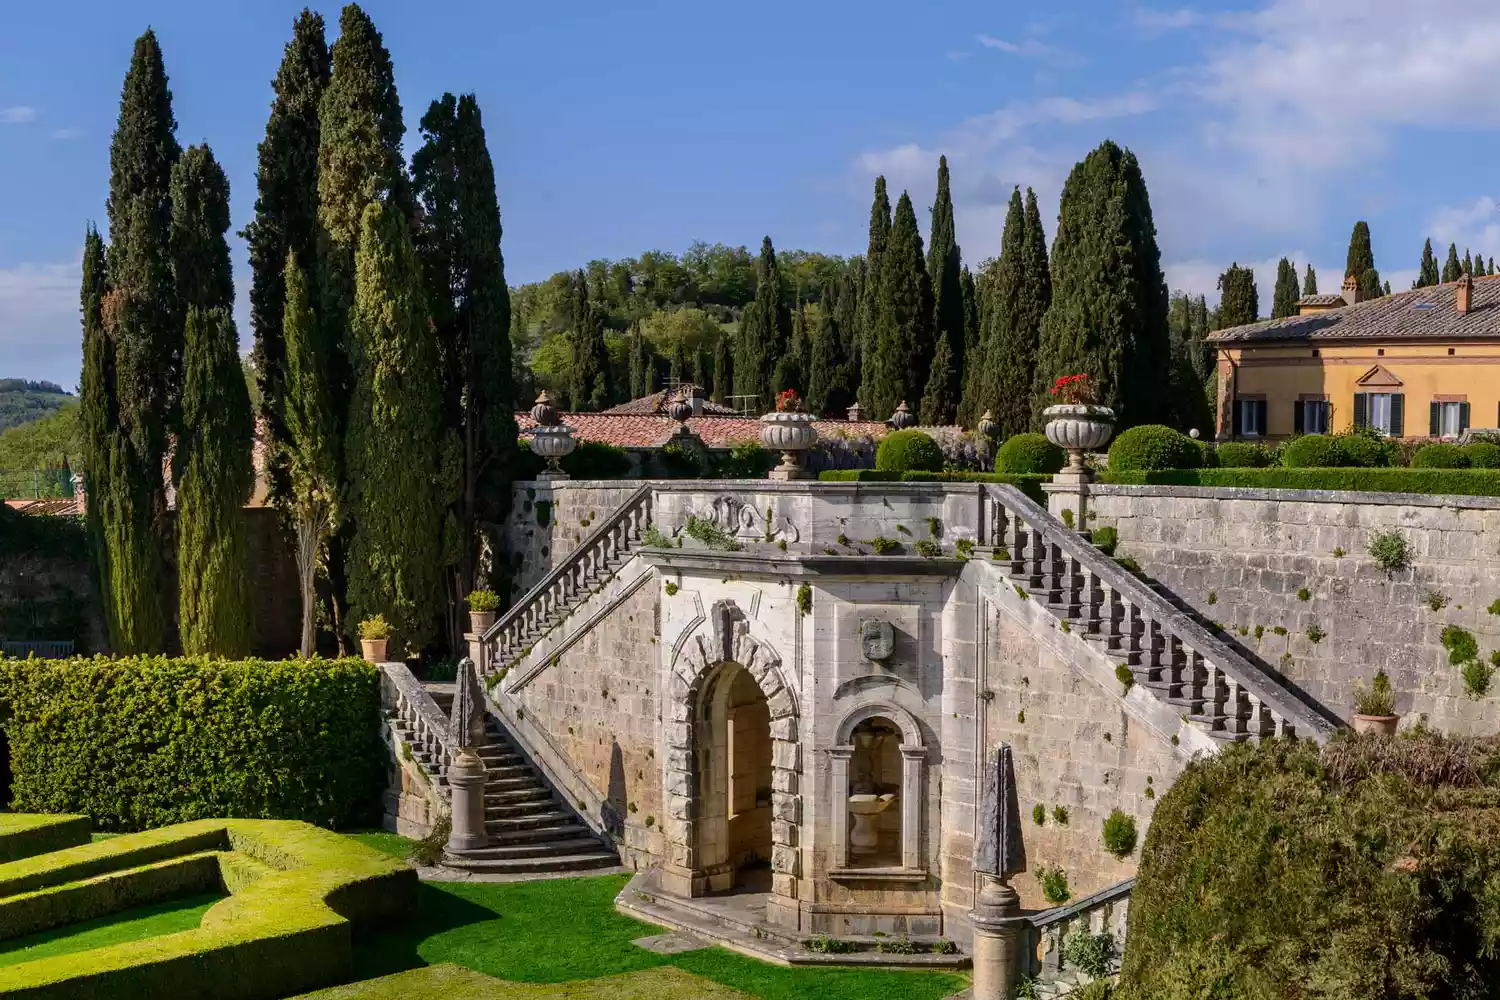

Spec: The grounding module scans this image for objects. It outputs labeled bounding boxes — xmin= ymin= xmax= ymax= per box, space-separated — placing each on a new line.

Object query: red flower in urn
xmin=775 ymin=389 xmax=803 ymax=413
xmin=1050 ymin=374 xmax=1098 ymax=406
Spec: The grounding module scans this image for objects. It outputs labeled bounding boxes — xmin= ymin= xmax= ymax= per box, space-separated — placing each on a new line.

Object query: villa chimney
xmin=1457 ymin=272 xmax=1474 ymax=315
xmin=1341 ymin=273 xmax=1361 ymax=307
xmin=846 ymin=401 xmax=864 ymax=422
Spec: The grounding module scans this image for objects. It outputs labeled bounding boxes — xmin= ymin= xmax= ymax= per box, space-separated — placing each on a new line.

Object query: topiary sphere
xmin=996 ymin=432 xmax=1065 ymax=474
xmin=1281 ymin=434 xmax=1350 ymax=468
xmin=1337 ymin=432 xmax=1395 ymax=468
xmin=1106 ymin=425 xmax=1201 ymax=473
xmin=1213 ymin=442 xmax=1272 ymax=468
xmin=1462 ymin=441 xmax=1500 ymax=469
xmin=875 ymin=429 xmax=945 ymax=473
xmin=1411 ymin=442 xmax=1471 ymax=469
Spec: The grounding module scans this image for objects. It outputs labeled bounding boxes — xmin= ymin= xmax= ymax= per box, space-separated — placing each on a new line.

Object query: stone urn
xmin=469 ymin=610 xmax=496 ymax=635
xmin=1043 ymin=404 xmax=1116 ymax=476
xmin=761 ymin=411 xmax=818 ymax=481
xmin=529 ymin=391 xmax=576 ymax=480
xmin=1352 ymin=713 xmax=1400 ymax=737
xmin=848 ymin=793 xmax=897 ymax=856
xmin=360 ymin=638 xmax=388 ymax=663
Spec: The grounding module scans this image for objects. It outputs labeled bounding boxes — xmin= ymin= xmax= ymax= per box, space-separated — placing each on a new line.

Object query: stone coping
xmin=1083 ymin=482 xmax=1500 ymax=511
xmin=514 ymin=478 xmax=982 ymax=496
xmin=637 ymin=548 xmax=964 ymax=578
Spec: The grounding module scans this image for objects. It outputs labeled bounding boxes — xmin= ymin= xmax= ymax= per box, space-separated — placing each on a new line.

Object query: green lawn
xmin=0 ymin=892 xmax=221 ymax=968
xmin=347 ymin=871 xmax=967 ymax=1000
xmin=343 ymin=830 xmax=418 ymax=861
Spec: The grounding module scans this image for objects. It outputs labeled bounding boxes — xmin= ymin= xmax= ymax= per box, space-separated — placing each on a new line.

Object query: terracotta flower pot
xmin=469 ymin=610 xmax=497 ymax=635
xmin=360 ymin=638 xmax=388 ymax=663
xmin=1351 ymin=713 xmax=1399 ymax=736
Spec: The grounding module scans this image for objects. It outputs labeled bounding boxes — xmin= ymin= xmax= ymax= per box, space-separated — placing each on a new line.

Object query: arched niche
xmin=828 ymin=702 xmax=927 ymax=873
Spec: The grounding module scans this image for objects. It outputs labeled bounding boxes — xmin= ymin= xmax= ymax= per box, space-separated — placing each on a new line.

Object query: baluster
xmin=1140 ymin=617 xmax=1165 ymax=687
xmin=1122 ymin=601 xmax=1144 ymax=670
xmin=1043 ymin=541 xmax=1066 ymax=605
xmin=1222 ymin=673 xmax=1249 ymax=738
xmin=1024 ymin=525 xmax=1046 ymax=585
xmin=1099 ymin=583 xmax=1123 ymax=651
xmin=1164 ymin=634 xmax=1186 ymax=702
xmin=1079 ymin=567 xmax=1103 ymax=634
xmin=1179 ymin=644 xmax=1203 ymax=716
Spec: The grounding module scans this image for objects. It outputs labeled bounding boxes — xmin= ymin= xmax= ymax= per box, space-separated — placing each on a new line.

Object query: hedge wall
xmin=0 ymin=813 xmax=90 ymax=863
xmin=0 ymin=656 xmax=385 ymax=831
xmin=818 ymin=469 xmax=1051 ymax=503
xmin=1100 ymin=467 xmax=1500 ymax=497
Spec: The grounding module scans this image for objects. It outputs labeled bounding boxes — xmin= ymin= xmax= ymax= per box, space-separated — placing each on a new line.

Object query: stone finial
xmin=977 ymin=410 xmax=999 ymax=439
xmin=888 ymin=400 xmax=916 ymax=430
xmin=846 ymin=401 xmax=864 ymax=421
xmin=530 ymin=391 xmax=561 ymax=426
xmin=449 ymin=657 xmax=485 ymax=751
xmin=974 ymin=743 xmax=1026 ymax=878
xmin=667 ymin=391 xmax=693 ymax=423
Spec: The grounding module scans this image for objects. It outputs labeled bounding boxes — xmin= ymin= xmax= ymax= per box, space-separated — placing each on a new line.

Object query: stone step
xmin=485 ymin=821 xmax=595 ymax=844
xmin=485 ymin=787 xmax=551 ymax=805
xmin=453 ymin=837 xmax=604 ymax=861
xmin=443 ymin=850 xmax=621 ymax=875
xmin=485 ymin=764 xmax=533 ymax=780
xmin=486 ymin=776 xmax=546 ymax=793
xmin=487 ymin=809 xmax=579 ymax=831
xmin=486 ymin=800 xmax=559 ymax=820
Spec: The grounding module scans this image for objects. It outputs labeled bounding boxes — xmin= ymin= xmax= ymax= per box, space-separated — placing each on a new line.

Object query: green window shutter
xmin=1232 ymin=399 xmax=1242 ymax=436
xmin=1293 ymin=400 xmax=1304 ymax=434
xmin=1256 ymin=400 xmax=1268 ymax=436
xmin=1353 ymin=393 xmax=1368 ymax=429
xmin=1429 ymin=400 xmax=1441 ymax=437
xmin=1461 ymin=401 xmax=1471 ymax=432
xmin=1391 ymin=393 xmax=1405 ymax=437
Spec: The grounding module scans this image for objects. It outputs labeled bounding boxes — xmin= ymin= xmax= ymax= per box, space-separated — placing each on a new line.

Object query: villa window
xmin=1354 ymin=392 xmax=1405 ymax=437
xmin=1294 ymin=399 xmax=1330 ymax=435
xmin=1430 ymin=399 xmax=1470 ymax=439
xmin=1233 ymin=397 xmax=1267 ymax=437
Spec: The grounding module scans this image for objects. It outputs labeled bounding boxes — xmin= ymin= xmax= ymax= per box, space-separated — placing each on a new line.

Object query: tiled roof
xmin=1208 ymin=276 xmax=1500 ymax=344
xmin=1297 ymin=294 xmax=1346 ymax=308
xmin=516 ymin=413 xmax=892 ymax=449
xmin=599 ymin=386 xmax=739 ymax=416
xmin=4 ymin=497 xmax=81 ymax=516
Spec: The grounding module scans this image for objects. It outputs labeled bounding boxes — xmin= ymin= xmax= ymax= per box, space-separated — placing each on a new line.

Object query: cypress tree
xmin=171 ymin=145 xmax=252 ymax=656
xmin=103 ymin=28 xmax=181 ymax=653
xmin=567 ymin=271 xmax=612 ymax=410
xmin=344 ymin=199 xmax=445 ymax=649
xmin=856 ymin=178 xmax=891 ymax=407
xmin=925 ymin=155 xmax=965 ymax=423
xmin=961 ymin=264 xmax=980 ymax=367
xmin=774 ymin=302 xmax=809 ymax=398
xmin=1189 ymin=294 xmax=1213 ymax=383
xmin=1417 ymin=239 xmax=1440 ymax=287
xmin=244 ymin=9 xmax=329 ymax=510
xmin=1217 ymin=263 xmax=1259 ymax=328
xmin=711 ymin=330 xmax=732 ymax=406
xmin=735 ymin=237 xmax=790 ymax=410
xmin=1464 ymin=249 xmax=1474 ymax=276
xmin=1490 ymin=257 xmax=1496 ymax=277
xmin=282 ymin=254 xmax=337 ymax=657
xmin=79 ymin=226 xmax=115 ymax=642
xmin=1272 ymin=257 xmax=1300 ymax=318
xmin=1303 ymin=264 xmax=1318 ymax=296
xmin=962 ymin=188 xmax=1023 ymax=432
xmin=670 ymin=336 xmax=690 ymax=386
xmin=866 ymin=192 xmax=934 ymax=420
xmin=1443 ymin=243 xmax=1462 ymax=283
xmin=807 ymin=286 xmax=852 ymax=418
xmin=1032 ymin=141 xmax=1171 ymax=427
xmin=1345 ymin=221 xmax=1380 ymax=298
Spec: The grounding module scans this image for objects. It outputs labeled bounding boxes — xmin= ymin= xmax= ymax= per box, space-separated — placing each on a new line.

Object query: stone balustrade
xmin=483 ymin=484 xmax=655 ymax=682
xmin=1022 ymin=877 xmax=1134 ymax=989
xmin=982 ymin=484 xmax=1339 ymax=745
xmin=379 ymin=661 xmax=456 ymax=788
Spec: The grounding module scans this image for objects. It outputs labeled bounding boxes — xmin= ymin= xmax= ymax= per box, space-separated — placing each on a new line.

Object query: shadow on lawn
xmin=350 ymin=883 xmax=497 ymax=980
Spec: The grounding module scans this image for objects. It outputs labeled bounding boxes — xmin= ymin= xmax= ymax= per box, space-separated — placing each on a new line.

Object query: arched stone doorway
xmin=661 ymin=601 xmax=801 ymax=928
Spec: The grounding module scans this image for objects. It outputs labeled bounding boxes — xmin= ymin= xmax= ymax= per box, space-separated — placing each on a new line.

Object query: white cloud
xmin=48 ymin=127 xmax=82 ymax=140
xmin=1 ymin=106 xmax=37 ymax=125
xmin=975 ymin=31 xmax=1084 ymax=67
xmin=1134 ymin=7 xmax=1201 ymax=31
xmin=0 ymin=259 xmax=81 ymax=387
xmin=1163 ymin=252 xmax=1336 ymax=314
xmin=1427 ymin=197 xmax=1500 ymax=262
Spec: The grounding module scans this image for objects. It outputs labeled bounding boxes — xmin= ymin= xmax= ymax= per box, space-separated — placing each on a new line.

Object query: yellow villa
xmin=1208 ymin=272 xmax=1500 ymax=441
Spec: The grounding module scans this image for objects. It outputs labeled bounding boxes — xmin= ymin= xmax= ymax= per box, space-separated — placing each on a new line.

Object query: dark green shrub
xmin=712 ymin=441 xmax=776 ymax=478
xmin=1442 ymin=625 xmax=1479 ymax=666
xmin=875 ymin=430 xmax=944 ymax=473
xmin=1115 ymin=735 xmax=1500 ymax=1000
xmin=1036 ymin=863 xmax=1071 ymax=904
xmin=656 ymin=441 xmax=702 ymax=478
xmin=1281 ymin=434 xmax=1349 ymax=468
xmin=1107 ymin=425 xmax=1201 ymax=473
xmin=562 ymin=441 xmax=633 ymax=479
xmin=1092 ymin=526 xmax=1119 ymax=556
xmin=1101 ymin=466 xmax=1500 ymax=497
xmin=1213 ymin=442 xmax=1272 ymax=468
xmin=1064 ymin=930 xmax=1116 ymax=978
xmin=997 ymin=432 xmax=1065 ymax=474
xmin=1337 ymin=431 xmax=1395 ymax=468
xmin=1463 ymin=441 xmax=1500 ymax=469
xmin=0 ymin=656 xmax=385 ymax=831
xmin=1412 ymin=442 xmax=1471 ymax=469
xmin=1102 ymin=809 xmax=1138 ymax=858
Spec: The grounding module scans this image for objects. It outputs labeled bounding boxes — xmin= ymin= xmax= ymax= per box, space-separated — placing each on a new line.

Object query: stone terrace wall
xmin=1081 ymin=485 xmax=1500 ymax=736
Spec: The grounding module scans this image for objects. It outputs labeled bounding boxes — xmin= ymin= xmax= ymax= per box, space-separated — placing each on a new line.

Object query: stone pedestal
xmin=969 ymin=874 xmax=1025 ymax=1000
xmin=445 ymin=747 xmax=490 ymax=853
xmin=1043 ymin=474 xmax=1092 ymax=532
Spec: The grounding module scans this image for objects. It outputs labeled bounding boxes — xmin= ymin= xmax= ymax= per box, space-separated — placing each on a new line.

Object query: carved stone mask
xmin=860 ymin=619 xmax=895 ymax=662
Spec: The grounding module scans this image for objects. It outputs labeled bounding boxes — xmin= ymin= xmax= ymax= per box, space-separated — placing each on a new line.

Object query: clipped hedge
xmin=0 ymin=656 xmax=385 ymax=832
xmin=1211 ymin=442 xmax=1272 ymax=468
xmin=818 ymin=469 xmax=1051 ymax=504
xmin=875 ymin=429 xmax=945 ymax=472
xmin=1117 ymin=734 xmax=1500 ymax=999
xmin=1336 ymin=432 xmax=1395 ymax=467
xmin=0 ymin=818 xmax=416 ymax=1000
xmin=1464 ymin=441 xmax=1500 ymax=468
xmin=1412 ymin=441 xmax=1470 ymax=468
xmin=0 ymin=813 xmax=91 ymax=863
xmin=0 ymin=850 xmax=222 ymax=940
xmin=1106 ymin=425 xmax=1200 ymax=472
xmin=1280 ymin=433 xmax=1348 ymax=467
xmin=1100 ymin=467 xmax=1500 ymax=497
xmin=996 ymin=433 xmax=1065 ymax=474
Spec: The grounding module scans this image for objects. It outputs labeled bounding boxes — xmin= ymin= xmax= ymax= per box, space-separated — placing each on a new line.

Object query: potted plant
xmin=358 ymin=614 xmax=392 ymax=663
xmin=466 ymin=589 xmax=500 ymax=635
xmin=760 ymin=389 xmax=818 ymax=481
xmin=1352 ymin=669 xmax=1399 ymax=735
xmin=1043 ymin=374 xmax=1115 ymax=473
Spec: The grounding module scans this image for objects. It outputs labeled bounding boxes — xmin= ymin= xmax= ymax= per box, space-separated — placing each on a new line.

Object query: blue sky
xmin=4 ymin=0 xmax=1499 ymax=387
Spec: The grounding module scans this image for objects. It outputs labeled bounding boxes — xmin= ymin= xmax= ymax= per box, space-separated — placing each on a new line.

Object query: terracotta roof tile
xmin=1209 ymin=275 xmax=1500 ymax=344
xmin=599 ymin=386 xmax=739 ymax=416
xmin=516 ymin=413 xmax=891 ymax=449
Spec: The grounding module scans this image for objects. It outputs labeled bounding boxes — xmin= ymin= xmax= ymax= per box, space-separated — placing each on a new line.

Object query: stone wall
xmin=1081 ymin=485 xmax=1500 ymax=736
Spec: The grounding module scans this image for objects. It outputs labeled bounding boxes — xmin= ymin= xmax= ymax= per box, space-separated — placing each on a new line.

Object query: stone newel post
xmin=970 ymin=743 xmax=1027 ymax=999
xmin=445 ymin=658 xmax=490 ymax=854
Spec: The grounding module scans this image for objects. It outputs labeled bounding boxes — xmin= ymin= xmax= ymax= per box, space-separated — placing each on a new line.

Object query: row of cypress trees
xmin=80 ymin=6 xmax=516 ymax=658
xmin=1416 ymin=239 xmax=1495 ymax=287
